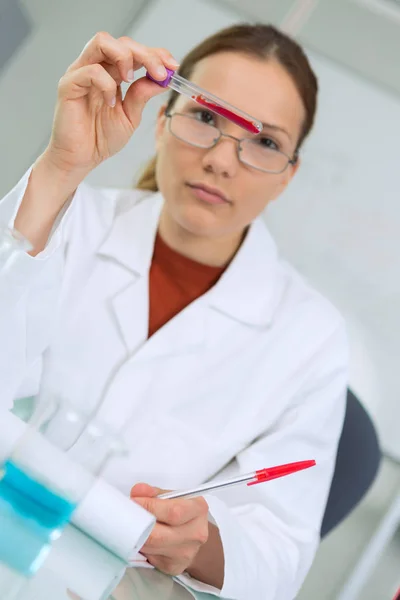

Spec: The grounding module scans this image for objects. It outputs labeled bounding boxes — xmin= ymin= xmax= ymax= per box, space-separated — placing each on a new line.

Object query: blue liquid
xmin=0 ymin=460 xmax=77 ymax=576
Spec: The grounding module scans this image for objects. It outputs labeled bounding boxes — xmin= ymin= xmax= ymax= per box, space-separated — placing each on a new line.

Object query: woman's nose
xmin=201 ymin=135 xmax=239 ymax=177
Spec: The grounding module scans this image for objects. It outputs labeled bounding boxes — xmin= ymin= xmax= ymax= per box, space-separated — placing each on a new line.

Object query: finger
xmin=141 ymin=520 xmax=208 ymax=555
xmin=101 ymin=62 xmax=124 ymax=86
xmin=145 ymin=554 xmax=186 ymax=577
xmin=130 ymin=482 xmax=163 ymax=498
xmin=58 ymin=64 xmax=117 ymax=107
xmin=122 ymin=76 xmax=168 ymax=127
xmin=132 ymin=495 xmax=208 ymax=526
xmin=142 ymin=522 xmax=183 ymax=553
xmin=68 ymin=32 xmax=135 ymax=83
xmin=154 ymin=47 xmax=180 ymax=69
xmin=118 ymin=37 xmax=179 ymax=80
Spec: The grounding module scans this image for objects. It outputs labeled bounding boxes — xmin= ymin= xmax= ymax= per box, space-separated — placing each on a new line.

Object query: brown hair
xmin=136 ymin=23 xmax=318 ymax=192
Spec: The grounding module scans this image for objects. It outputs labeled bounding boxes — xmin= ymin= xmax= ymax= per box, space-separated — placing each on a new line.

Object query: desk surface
xmin=0 ymin=525 xmax=217 ymax=600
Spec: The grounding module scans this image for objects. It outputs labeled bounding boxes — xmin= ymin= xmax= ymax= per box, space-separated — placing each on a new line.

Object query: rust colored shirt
xmin=148 ymin=233 xmax=226 ymax=338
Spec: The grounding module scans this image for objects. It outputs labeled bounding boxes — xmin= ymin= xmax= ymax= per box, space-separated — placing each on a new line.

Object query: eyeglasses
xmin=165 ymin=111 xmax=298 ymax=174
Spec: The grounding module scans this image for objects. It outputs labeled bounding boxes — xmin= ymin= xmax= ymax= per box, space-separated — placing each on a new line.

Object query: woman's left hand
xmin=130 ymin=483 xmax=209 ymax=576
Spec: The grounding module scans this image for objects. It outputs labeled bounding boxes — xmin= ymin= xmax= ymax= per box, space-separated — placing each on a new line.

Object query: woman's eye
xmin=194 ymin=110 xmax=216 ymax=125
xmin=258 ymin=137 xmax=279 ymax=151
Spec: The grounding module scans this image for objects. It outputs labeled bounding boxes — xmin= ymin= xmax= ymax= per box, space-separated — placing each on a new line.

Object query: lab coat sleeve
xmin=0 ymin=167 xmax=77 ymax=407
xmin=178 ymin=318 xmax=349 ymax=600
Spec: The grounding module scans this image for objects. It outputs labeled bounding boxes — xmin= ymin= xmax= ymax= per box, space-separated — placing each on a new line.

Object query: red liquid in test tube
xmin=193 ymin=95 xmax=260 ymax=135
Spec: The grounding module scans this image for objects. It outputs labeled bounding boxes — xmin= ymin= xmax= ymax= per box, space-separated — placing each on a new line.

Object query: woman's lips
xmin=187 ymin=183 xmax=230 ymax=205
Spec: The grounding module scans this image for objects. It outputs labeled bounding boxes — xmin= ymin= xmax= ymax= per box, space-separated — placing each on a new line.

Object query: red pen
xmin=158 ymin=460 xmax=316 ymax=500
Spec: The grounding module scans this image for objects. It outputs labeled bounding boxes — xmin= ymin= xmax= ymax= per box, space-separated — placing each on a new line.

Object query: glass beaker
xmin=0 ymin=396 xmax=125 ymax=578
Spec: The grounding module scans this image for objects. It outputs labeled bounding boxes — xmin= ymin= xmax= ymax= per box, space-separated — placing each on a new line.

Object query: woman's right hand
xmin=45 ymin=32 xmax=178 ymax=175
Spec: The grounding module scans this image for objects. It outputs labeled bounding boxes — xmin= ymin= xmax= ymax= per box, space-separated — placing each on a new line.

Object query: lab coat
xmin=0 ymin=168 xmax=348 ymax=600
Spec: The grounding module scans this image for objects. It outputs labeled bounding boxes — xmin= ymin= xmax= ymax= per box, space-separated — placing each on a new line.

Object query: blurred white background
xmin=1 ymin=0 xmax=400 ymax=597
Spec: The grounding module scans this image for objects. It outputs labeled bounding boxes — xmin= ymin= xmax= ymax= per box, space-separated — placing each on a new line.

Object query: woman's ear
xmin=155 ymin=104 xmax=168 ymax=152
xmin=269 ymin=156 xmax=302 ymax=204
xmin=282 ymin=155 xmax=301 ymax=188
xmin=291 ymin=155 xmax=301 ymax=179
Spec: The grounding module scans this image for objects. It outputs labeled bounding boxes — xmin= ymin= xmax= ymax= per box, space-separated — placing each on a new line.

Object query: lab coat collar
xmin=97 ymin=190 xmax=282 ymax=329
xmin=97 ymin=191 xmax=164 ymax=276
xmin=207 ymin=217 xmax=283 ymax=327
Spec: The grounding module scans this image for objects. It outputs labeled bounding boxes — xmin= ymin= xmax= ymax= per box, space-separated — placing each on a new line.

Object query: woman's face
xmin=155 ymin=51 xmax=306 ymax=239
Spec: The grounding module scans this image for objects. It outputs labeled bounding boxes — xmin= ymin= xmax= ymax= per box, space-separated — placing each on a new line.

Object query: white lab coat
xmin=0 ymin=168 xmax=348 ymax=600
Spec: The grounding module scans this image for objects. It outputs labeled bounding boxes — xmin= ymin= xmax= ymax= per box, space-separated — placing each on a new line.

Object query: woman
xmin=0 ymin=24 xmax=348 ymax=600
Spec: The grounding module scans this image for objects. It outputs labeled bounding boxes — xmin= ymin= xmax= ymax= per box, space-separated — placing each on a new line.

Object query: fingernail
xmin=156 ymin=66 xmax=167 ymax=79
xmin=170 ymin=58 xmax=180 ymax=68
xmin=127 ymin=69 xmax=135 ymax=82
xmin=109 ymin=96 xmax=116 ymax=108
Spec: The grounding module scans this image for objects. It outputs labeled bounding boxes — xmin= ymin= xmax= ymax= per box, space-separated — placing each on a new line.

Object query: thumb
xmin=123 ymin=76 xmax=167 ymax=128
xmin=130 ymin=482 xmax=165 ymax=498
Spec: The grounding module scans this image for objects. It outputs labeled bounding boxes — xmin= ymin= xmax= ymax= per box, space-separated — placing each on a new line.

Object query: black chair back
xmin=321 ymin=389 xmax=381 ymax=538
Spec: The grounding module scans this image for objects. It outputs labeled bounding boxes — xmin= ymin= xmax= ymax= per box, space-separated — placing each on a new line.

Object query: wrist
xmin=38 ymin=149 xmax=90 ymax=198
xmin=13 ymin=152 xmax=84 ymax=255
